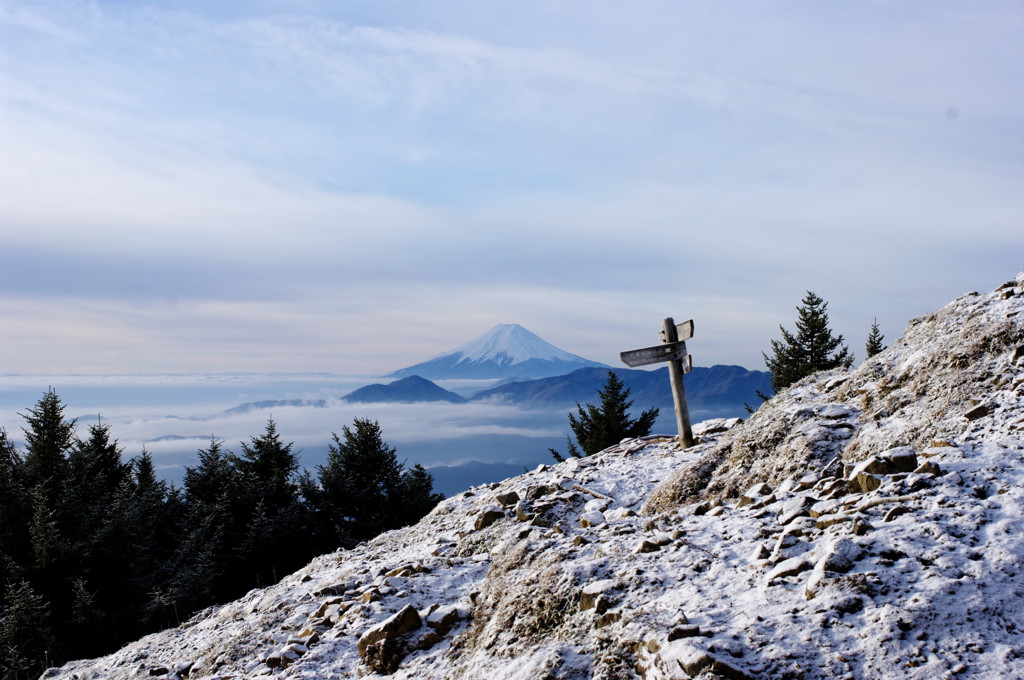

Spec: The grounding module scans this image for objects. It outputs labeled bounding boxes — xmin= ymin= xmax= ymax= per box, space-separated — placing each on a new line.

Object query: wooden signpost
xmin=620 ymin=317 xmax=695 ymax=448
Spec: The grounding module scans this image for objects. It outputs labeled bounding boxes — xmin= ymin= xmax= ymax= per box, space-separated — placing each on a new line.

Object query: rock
xmin=635 ymin=539 xmax=661 ymax=554
xmin=915 ymin=461 xmax=942 ymax=476
xmin=595 ymin=611 xmax=621 ymax=628
xmin=884 ymin=447 xmax=919 ymax=473
xmin=797 ymin=473 xmax=819 ymax=490
xmin=513 ymin=502 xmax=535 ymax=522
xmin=815 ymin=513 xmax=852 ymax=529
xmin=851 ymin=471 xmax=881 ymax=493
xmin=426 ymin=604 xmax=467 ymax=636
xmin=847 ymin=449 xmax=919 ymax=481
xmin=738 ymin=482 xmax=773 ymax=506
xmin=608 ymin=507 xmax=637 ymax=520
xmin=494 ymin=491 xmax=520 ymax=507
xmin=474 ymin=506 xmax=504 ymax=531
xmin=743 ymin=482 xmax=773 ymax=498
xmin=964 ymin=403 xmax=991 ymax=420
xmin=750 ymin=542 xmax=771 ymax=561
xmin=809 ymin=499 xmax=840 ymax=518
xmin=658 ymin=640 xmax=753 ymax=680
xmin=817 ymin=538 xmax=862 ymax=573
xmin=265 ymin=643 xmax=307 ymax=669
xmin=580 ymin=579 xmax=617 ymax=611
xmin=852 ymin=517 xmax=874 ymax=535
xmin=667 ymin=625 xmax=702 ymax=640
xmin=882 ymin=505 xmax=913 ymax=522
xmin=777 ymin=495 xmax=815 ymax=525
xmin=767 ymin=556 xmax=813 ymax=583
xmin=579 ymin=510 xmax=607 ymax=528
xmin=358 ymin=604 xmax=423 ymax=674
xmin=362 ymin=589 xmax=382 ymax=603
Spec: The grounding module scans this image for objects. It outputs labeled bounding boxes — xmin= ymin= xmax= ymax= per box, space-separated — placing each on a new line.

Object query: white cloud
xmin=1 ymin=0 xmax=1021 ymax=375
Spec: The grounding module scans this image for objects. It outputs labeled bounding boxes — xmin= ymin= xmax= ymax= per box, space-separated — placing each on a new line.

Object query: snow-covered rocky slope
xmin=44 ymin=274 xmax=1024 ymax=680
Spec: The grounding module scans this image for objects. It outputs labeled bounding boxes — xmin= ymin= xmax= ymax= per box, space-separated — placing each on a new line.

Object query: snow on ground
xmin=43 ymin=273 xmax=1024 ymax=680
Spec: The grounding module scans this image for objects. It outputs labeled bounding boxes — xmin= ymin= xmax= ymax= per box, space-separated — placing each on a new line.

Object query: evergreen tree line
xmin=0 ymin=391 xmax=442 ymax=679
xmin=760 ymin=291 xmax=886 ymax=397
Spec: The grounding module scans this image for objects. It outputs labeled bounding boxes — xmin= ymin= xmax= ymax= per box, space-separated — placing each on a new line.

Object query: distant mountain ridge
xmin=387 ymin=323 xmax=609 ymax=380
xmin=343 ymin=376 xmax=466 ymax=404
xmin=470 ymin=365 xmax=772 ymax=415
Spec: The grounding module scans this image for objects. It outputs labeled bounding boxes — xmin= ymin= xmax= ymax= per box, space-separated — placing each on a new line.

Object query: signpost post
xmin=620 ymin=317 xmax=695 ymax=448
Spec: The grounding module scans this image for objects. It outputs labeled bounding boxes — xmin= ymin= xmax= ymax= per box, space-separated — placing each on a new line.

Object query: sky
xmin=2 ymin=0 xmax=1023 ymax=376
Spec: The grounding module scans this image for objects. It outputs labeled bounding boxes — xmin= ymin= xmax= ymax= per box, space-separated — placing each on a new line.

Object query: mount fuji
xmin=387 ymin=323 xmax=610 ymax=380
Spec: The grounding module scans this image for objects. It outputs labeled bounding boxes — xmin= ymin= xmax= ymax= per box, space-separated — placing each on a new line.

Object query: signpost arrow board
xmin=620 ymin=317 xmax=695 ymax=449
xmin=659 ymin=319 xmax=694 ymax=343
xmin=620 ymin=340 xmax=688 ymax=368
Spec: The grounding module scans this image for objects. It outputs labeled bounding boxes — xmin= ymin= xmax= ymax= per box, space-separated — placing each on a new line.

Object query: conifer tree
xmin=0 ymin=578 xmax=53 ymax=680
xmin=309 ymin=418 xmax=441 ymax=548
xmin=550 ymin=371 xmax=659 ymax=461
xmin=395 ymin=464 xmax=445 ymax=528
xmin=762 ymin=291 xmax=853 ymax=395
xmin=0 ymin=428 xmax=29 ymax=568
xmin=316 ymin=418 xmax=405 ymax=545
xmin=234 ymin=419 xmax=309 ymax=587
xmin=236 ymin=418 xmax=300 ymax=512
xmin=20 ymin=390 xmax=76 ymax=502
xmin=865 ymin=318 xmax=886 ymax=358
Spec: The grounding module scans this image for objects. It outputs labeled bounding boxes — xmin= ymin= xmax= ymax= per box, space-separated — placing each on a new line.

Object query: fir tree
xmin=0 ymin=429 xmax=30 ymax=568
xmin=0 ymin=579 xmax=53 ymax=680
xmin=395 ymin=464 xmax=445 ymax=528
xmin=316 ymin=418 xmax=405 ymax=545
xmin=20 ymin=390 xmax=76 ymax=502
xmin=234 ymin=419 xmax=309 ymax=587
xmin=865 ymin=318 xmax=886 ymax=358
xmin=309 ymin=418 xmax=441 ymax=548
xmin=236 ymin=418 xmax=300 ymax=512
xmin=762 ymin=291 xmax=853 ymax=395
xmin=550 ymin=371 xmax=659 ymax=461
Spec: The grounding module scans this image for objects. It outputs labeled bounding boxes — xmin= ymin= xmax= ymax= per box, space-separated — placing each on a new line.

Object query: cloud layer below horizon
xmin=3 ymin=0 xmax=1022 ymax=374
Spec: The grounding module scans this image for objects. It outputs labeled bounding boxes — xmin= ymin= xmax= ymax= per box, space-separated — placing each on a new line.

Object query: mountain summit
xmin=388 ymin=323 xmax=609 ymax=380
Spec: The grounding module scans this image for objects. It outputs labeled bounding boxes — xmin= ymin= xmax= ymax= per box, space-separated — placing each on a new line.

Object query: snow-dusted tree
xmin=762 ymin=291 xmax=853 ymax=395
xmin=865 ymin=318 xmax=886 ymax=358
xmin=550 ymin=371 xmax=659 ymax=461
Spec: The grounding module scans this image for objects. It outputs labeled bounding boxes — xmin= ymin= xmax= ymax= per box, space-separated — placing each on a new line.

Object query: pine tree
xmin=865 ymin=318 xmax=886 ymax=358
xmin=0 ymin=429 xmax=30 ymax=568
xmin=762 ymin=291 xmax=853 ymax=395
xmin=0 ymin=579 xmax=53 ymax=680
xmin=20 ymin=390 xmax=76 ymax=502
xmin=236 ymin=418 xmax=299 ymax=512
xmin=234 ymin=419 xmax=309 ymax=587
xmin=550 ymin=371 xmax=659 ymax=461
xmin=395 ymin=464 xmax=445 ymax=528
xmin=174 ymin=438 xmax=245 ymax=609
xmin=316 ymin=418 xmax=405 ymax=545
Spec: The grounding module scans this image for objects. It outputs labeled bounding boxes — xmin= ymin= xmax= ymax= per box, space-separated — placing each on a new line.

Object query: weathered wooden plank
xmin=620 ymin=340 xmax=687 ymax=367
xmin=662 ymin=317 xmax=695 ymax=449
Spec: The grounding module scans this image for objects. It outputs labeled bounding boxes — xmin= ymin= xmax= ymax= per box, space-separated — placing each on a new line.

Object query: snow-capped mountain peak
xmin=448 ymin=324 xmax=588 ymax=365
xmin=388 ymin=324 xmax=609 ymax=380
